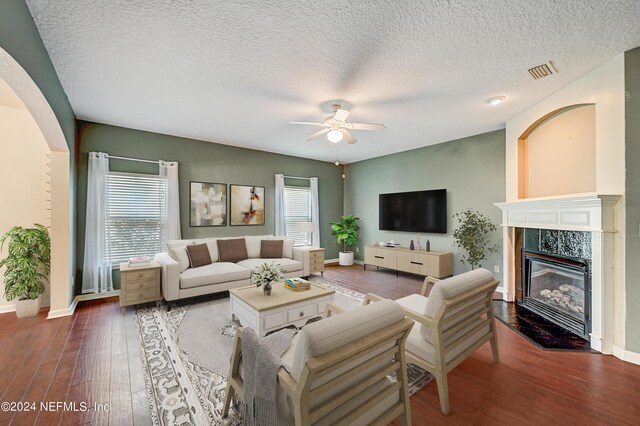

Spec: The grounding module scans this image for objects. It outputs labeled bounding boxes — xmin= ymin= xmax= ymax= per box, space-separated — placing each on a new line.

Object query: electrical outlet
xmin=355 ymin=247 xmax=360 ymax=253
xmin=494 ymin=265 xmax=500 ymax=273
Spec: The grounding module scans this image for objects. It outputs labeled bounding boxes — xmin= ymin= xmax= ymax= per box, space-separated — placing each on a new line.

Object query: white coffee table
xmin=229 ymin=281 xmax=335 ymax=337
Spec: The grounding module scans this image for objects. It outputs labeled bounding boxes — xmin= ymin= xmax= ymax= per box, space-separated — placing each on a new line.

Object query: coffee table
xmin=229 ymin=281 xmax=335 ymax=337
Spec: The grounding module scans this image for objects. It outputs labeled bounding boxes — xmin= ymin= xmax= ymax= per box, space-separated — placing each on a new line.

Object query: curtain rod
xmin=109 ymin=155 xmax=160 ymax=165
xmin=283 ymin=175 xmax=311 ymax=181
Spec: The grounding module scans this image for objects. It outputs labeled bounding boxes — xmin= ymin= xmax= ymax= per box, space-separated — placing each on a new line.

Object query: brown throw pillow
xmin=217 ymin=238 xmax=249 ymax=262
xmin=260 ymin=239 xmax=283 ymax=259
xmin=186 ymin=243 xmax=212 ymax=268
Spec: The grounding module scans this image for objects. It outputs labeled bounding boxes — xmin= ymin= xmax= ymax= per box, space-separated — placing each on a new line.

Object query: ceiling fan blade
xmin=342 ymin=130 xmax=357 ymax=144
xmin=306 ymin=128 xmax=330 ymax=141
xmin=289 ymin=121 xmax=326 ymax=126
xmin=344 ymin=122 xmax=385 ymax=131
xmin=333 ymin=108 xmax=350 ymax=122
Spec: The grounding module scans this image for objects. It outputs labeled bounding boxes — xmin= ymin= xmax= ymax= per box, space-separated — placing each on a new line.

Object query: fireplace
xmin=521 ymin=250 xmax=591 ymax=339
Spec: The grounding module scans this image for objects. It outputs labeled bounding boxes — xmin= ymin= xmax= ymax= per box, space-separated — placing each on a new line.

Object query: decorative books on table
xmin=284 ymin=278 xmax=311 ymax=292
xmin=128 ymin=256 xmax=151 ymax=268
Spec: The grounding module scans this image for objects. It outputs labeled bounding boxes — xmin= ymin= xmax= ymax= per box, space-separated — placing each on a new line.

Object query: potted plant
xmin=330 ymin=214 xmax=360 ymax=266
xmin=251 ymin=261 xmax=284 ymax=296
xmin=0 ymin=224 xmax=51 ymax=317
xmin=452 ymin=209 xmax=497 ymax=270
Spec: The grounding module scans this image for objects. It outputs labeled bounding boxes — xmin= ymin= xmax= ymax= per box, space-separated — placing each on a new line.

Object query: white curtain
xmin=159 ymin=161 xmax=181 ymax=240
xmin=82 ymin=152 xmax=112 ymax=294
xmin=275 ymin=174 xmax=286 ymax=236
xmin=310 ymin=177 xmax=320 ymax=247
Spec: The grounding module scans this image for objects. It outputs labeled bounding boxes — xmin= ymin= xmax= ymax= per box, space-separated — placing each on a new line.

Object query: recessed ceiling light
xmin=488 ymin=96 xmax=505 ymax=106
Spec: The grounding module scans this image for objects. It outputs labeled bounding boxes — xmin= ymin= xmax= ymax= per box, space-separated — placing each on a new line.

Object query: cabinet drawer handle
xmin=410 ymin=261 xmax=423 ymax=265
xmin=374 ymin=256 xmax=384 ymax=259
xmin=299 ymin=311 xmax=304 ymax=317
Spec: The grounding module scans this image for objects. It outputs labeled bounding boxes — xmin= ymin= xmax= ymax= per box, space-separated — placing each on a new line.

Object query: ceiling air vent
xmin=528 ymin=61 xmax=558 ymax=80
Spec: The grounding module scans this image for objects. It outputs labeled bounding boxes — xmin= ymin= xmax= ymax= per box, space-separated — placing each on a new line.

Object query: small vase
xmin=410 ymin=240 xmax=415 ymax=250
xmin=263 ymin=283 xmax=272 ymax=296
xmin=426 ymin=239 xmax=431 ymax=252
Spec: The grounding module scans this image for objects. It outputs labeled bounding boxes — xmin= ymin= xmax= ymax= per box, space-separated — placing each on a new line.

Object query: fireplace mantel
xmin=495 ymin=193 xmax=622 ymax=353
xmin=495 ymin=193 xmax=621 ymax=232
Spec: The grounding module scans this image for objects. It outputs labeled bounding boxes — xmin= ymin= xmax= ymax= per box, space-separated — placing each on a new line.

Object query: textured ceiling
xmin=25 ymin=0 xmax=640 ymax=164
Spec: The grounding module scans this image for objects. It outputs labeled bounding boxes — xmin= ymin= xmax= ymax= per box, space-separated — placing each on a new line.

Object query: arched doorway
xmin=0 ymin=47 xmax=72 ymax=318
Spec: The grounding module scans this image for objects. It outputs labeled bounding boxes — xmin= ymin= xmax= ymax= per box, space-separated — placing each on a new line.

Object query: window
xmin=283 ymin=186 xmax=311 ymax=245
xmin=105 ymin=172 xmax=167 ymax=264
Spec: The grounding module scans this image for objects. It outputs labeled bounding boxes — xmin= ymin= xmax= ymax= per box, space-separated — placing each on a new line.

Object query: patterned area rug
xmin=134 ymin=282 xmax=431 ymax=425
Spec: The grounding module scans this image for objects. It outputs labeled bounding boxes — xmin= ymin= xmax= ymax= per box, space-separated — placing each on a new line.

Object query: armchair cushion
xmin=421 ymin=268 xmax=494 ymax=341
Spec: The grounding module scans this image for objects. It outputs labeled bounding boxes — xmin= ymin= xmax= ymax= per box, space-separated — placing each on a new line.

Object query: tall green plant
xmin=452 ymin=209 xmax=497 ymax=270
xmin=330 ymin=214 xmax=360 ymax=253
xmin=0 ymin=224 xmax=51 ymax=301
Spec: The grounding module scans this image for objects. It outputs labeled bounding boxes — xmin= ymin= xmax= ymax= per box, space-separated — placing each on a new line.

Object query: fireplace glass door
xmin=522 ymin=251 xmax=590 ymax=338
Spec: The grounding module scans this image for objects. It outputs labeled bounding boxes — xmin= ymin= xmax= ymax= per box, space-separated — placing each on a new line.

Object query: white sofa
xmin=155 ymin=235 xmax=311 ymax=309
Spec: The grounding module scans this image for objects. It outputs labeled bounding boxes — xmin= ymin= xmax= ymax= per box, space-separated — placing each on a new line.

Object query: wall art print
xmin=190 ymin=181 xmax=227 ymax=227
xmin=230 ymin=185 xmax=265 ymax=226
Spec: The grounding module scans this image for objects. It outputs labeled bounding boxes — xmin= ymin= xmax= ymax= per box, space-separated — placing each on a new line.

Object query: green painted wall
xmin=76 ymin=123 xmax=344 ymax=289
xmin=0 ymin=0 xmax=77 ymax=301
xmin=625 ymin=47 xmax=640 ymax=353
xmin=344 ymin=130 xmax=505 ymax=280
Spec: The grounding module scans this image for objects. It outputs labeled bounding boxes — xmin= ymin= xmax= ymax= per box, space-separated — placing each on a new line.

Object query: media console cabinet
xmin=364 ymin=245 xmax=453 ymax=278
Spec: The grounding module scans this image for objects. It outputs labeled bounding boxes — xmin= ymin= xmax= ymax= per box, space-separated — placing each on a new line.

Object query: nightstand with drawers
xmin=119 ymin=261 xmax=162 ymax=314
xmin=299 ymin=246 xmax=325 ymax=277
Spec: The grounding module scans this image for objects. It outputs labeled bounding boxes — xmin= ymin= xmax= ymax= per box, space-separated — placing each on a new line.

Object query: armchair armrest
xmin=155 ymin=252 xmax=180 ymax=302
xmin=421 ymin=276 xmax=441 ymax=296
xmin=363 ymin=293 xmax=386 ymax=305
xmin=401 ymin=306 xmax=435 ymax=328
xmin=324 ymin=303 xmax=345 ymax=317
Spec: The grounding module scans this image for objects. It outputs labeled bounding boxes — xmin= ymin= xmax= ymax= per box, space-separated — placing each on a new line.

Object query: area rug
xmin=134 ymin=281 xmax=431 ymax=425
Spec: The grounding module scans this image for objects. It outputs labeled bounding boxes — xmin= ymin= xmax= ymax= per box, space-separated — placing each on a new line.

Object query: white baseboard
xmin=353 ymin=260 xmax=364 ymax=265
xmin=324 ymin=258 xmax=339 ymax=264
xmin=612 ymin=345 xmax=640 ymax=365
xmin=0 ymin=304 xmax=15 ymax=314
xmin=46 ymin=290 xmax=121 ymax=320
xmin=47 ymin=299 xmax=78 ymax=319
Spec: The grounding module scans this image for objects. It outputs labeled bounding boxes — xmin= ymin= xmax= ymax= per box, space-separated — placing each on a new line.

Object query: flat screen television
xmin=379 ymin=189 xmax=447 ymax=233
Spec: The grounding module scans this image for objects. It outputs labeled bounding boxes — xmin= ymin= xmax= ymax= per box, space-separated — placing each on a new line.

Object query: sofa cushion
xmin=186 ymin=243 xmax=212 ymax=268
xmin=237 ymin=258 xmax=303 ymax=274
xmin=180 ymin=262 xmax=251 ymax=289
xmin=167 ymin=240 xmax=193 ymax=273
xmin=267 ymin=236 xmax=294 ymax=258
xmin=217 ymin=238 xmax=249 ymax=262
xmin=192 ymin=238 xmax=219 ymax=262
xmin=244 ymin=235 xmax=269 ymax=259
xmin=260 ymin=240 xmax=283 ymax=258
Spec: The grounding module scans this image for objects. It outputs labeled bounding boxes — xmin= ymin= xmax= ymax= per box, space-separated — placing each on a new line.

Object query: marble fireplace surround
xmin=496 ymin=193 xmax=621 ymax=353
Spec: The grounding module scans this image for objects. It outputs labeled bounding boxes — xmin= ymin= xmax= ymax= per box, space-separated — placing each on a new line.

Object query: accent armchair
xmin=365 ymin=268 xmax=500 ymax=415
xmin=222 ymin=299 xmax=414 ymax=425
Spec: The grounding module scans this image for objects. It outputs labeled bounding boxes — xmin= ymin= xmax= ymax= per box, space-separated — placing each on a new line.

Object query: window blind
xmin=105 ymin=173 xmax=168 ymax=264
xmin=283 ymin=186 xmax=311 ymax=245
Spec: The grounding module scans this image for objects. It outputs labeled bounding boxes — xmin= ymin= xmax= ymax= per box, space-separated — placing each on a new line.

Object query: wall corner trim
xmin=46 ymin=289 xmax=121 ymax=320
xmin=47 ymin=299 xmax=77 ymax=319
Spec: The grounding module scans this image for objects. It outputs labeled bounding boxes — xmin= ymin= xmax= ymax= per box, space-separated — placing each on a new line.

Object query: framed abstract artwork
xmin=229 ymin=184 xmax=265 ymax=226
xmin=189 ymin=181 xmax=227 ymax=227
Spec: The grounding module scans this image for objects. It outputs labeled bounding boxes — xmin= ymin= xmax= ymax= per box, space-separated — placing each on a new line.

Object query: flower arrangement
xmin=252 ymin=261 xmax=284 ymax=295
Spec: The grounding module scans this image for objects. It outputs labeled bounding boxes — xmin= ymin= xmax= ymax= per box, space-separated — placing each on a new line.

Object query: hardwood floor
xmin=0 ymin=264 xmax=638 ymax=425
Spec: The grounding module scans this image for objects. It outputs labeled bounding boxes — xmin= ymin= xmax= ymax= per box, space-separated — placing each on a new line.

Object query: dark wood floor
xmin=1 ymin=264 xmax=639 ymax=425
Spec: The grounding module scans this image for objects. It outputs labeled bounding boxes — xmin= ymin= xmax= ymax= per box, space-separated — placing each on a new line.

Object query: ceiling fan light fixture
xmin=488 ymin=96 xmax=505 ymax=106
xmin=327 ymin=129 xmax=344 ymax=143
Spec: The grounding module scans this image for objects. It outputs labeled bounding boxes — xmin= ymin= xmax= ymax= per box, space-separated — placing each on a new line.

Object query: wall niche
xmin=518 ymin=104 xmax=596 ymax=199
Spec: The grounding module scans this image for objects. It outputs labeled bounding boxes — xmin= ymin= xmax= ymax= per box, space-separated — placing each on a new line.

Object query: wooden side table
xmin=119 ymin=261 xmax=161 ymax=314
xmin=298 ymin=246 xmax=325 ymax=277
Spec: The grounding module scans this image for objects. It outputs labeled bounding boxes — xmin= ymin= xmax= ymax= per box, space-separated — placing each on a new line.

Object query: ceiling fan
xmin=290 ymin=104 xmax=385 ymax=144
